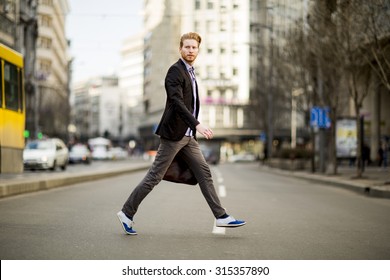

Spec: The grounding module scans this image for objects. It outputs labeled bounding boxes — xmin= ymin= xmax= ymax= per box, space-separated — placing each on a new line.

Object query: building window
xmin=194 ymin=20 xmax=200 ymax=32
xmin=39 ymin=36 xmax=52 ymax=49
xmin=207 ymin=66 xmax=214 ymax=78
xmin=195 ymin=0 xmax=201 ymax=10
xmin=206 ymin=20 xmax=216 ymax=32
xmin=220 ymin=20 xmax=226 ymax=32
xmin=223 ymin=107 xmax=230 ymax=127
xmin=41 ymin=0 xmax=53 ymax=6
xmin=233 ymin=68 xmax=238 ymax=76
xmin=233 ymin=20 xmax=239 ymax=32
xmin=40 ymin=14 xmax=52 ymax=27
xmin=207 ymin=0 xmax=214 ymax=9
xmin=38 ymin=59 xmax=51 ymax=75
xmin=237 ymin=108 xmax=244 ymax=128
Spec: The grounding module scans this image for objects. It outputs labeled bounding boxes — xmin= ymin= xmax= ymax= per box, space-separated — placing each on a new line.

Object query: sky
xmin=66 ymin=0 xmax=143 ymax=83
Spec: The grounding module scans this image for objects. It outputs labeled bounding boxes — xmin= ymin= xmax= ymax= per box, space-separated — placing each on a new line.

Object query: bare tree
xmin=306 ymin=1 xmax=349 ymax=175
xmin=358 ymin=0 xmax=390 ymax=92
xmin=332 ymin=0 xmax=390 ymax=177
xmin=282 ymin=21 xmax=317 ymax=170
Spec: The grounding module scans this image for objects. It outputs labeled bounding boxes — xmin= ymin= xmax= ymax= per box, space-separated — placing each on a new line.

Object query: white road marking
xmin=212 ymin=167 xmax=227 ymax=235
xmin=212 ymin=219 xmax=226 ymax=235
xmin=218 ymin=185 xmax=227 ymax=198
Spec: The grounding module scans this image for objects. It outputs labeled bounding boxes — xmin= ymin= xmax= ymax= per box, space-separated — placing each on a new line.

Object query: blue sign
xmin=259 ymin=132 xmax=267 ymax=142
xmin=311 ymin=107 xmax=331 ymax=128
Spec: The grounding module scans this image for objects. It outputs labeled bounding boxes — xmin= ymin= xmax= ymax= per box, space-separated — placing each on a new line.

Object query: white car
xmin=109 ymin=147 xmax=128 ymax=160
xmin=23 ymin=138 xmax=69 ymax=171
xmin=228 ymin=153 xmax=257 ymax=163
xmin=69 ymin=144 xmax=92 ymax=164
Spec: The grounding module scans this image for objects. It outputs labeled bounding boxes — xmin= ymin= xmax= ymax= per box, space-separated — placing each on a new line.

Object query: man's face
xmin=180 ymin=39 xmax=199 ymax=65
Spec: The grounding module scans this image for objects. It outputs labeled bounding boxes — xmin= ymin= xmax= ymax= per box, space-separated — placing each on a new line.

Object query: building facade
xmin=139 ymin=0 xmax=262 ymax=160
xmin=71 ymin=76 xmax=127 ymax=144
xmin=31 ymin=0 xmax=70 ymax=140
xmin=1 ymin=0 xmax=70 ymax=141
xmin=119 ymin=32 xmax=145 ymax=142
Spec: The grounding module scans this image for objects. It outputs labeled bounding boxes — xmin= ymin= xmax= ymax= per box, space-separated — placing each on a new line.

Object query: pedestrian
xmin=117 ymin=32 xmax=246 ymax=235
xmin=378 ymin=143 xmax=384 ymax=167
xmin=362 ymin=143 xmax=370 ymax=171
xmin=381 ymin=141 xmax=388 ymax=169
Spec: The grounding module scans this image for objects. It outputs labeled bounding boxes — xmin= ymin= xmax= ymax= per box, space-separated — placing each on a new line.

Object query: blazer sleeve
xmin=165 ymin=65 xmax=200 ymax=130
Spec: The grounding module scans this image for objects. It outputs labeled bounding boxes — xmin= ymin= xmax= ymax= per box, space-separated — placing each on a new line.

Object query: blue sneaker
xmin=117 ymin=211 xmax=137 ymax=235
xmin=216 ymin=215 xmax=246 ymax=227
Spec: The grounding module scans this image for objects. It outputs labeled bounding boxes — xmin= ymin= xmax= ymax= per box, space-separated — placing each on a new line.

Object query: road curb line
xmin=0 ymin=164 xmax=151 ymax=199
xmin=261 ymin=166 xmax=390 ymax=199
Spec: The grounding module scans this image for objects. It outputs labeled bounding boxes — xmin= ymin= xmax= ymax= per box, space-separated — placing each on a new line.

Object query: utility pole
xmin=267 ymin=6 xmax=274 ymax=159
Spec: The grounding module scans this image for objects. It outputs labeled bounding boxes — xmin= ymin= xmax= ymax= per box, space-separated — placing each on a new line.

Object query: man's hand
xmin=196 ymin=124 xmax=214 ymax=139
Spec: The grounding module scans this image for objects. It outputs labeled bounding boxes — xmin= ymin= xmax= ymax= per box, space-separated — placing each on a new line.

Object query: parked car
xmin=23 ymin=138 xmax=69 ymax=171
xmin=69 ymin=144 xmax=92 ymax=164
xmin=228 ymin=152 xmax=257 ymax=163
xmin=91 ymin=146 xmax=111 ymax=160
xmin=201 ymin=148 xmax=219 ymax=165
xmin=109 ymin=147 xmax=128 ymax=160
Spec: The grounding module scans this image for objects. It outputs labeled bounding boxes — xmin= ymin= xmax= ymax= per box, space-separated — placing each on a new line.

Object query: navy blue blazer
xmin=155 ymin=59 xmax=200 ymax=141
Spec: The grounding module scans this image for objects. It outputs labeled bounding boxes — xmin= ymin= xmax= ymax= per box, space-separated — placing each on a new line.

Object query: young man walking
xmin=117 ymin=32 xmax=246 ymax=235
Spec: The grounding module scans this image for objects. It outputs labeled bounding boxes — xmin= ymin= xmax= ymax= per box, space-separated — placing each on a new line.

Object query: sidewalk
xmin=262 ymin=165 xmax=390 ymax=199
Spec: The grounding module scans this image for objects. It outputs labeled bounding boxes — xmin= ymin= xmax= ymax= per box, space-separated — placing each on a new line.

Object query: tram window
xmin=19 ymin=67 xmax=24 ymax=111
xmin=4 ymin=61 xmax=19 ymax=111
xmin=0 ymin=60 xmax=2 ymax=107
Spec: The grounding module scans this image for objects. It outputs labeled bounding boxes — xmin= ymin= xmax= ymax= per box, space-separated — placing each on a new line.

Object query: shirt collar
xmin=180 ymin=58 xmax=194 ymax=72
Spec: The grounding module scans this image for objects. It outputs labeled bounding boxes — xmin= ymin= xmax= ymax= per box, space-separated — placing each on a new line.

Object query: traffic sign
xmin=310 ymin=106 xmax=331 ymax=128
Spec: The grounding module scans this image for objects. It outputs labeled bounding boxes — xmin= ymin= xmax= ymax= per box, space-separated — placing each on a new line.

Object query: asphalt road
xmin=0 ymin=162 xmax=389 ymax=260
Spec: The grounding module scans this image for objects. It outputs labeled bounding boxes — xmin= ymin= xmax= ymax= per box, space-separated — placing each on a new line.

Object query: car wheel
xmin=61 ymin=163 xmax=67 ymax=171
xmin=50 ymin=161 xmax=57 ymax=171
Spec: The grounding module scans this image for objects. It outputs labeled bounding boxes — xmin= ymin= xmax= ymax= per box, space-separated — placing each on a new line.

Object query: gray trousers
xmin=122 ymin=136 xmax=226 ymax=218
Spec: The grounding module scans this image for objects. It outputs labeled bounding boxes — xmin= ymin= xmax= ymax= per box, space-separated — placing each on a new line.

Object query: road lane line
xmin=218 ymin=185 xmax=227 ymax=198
xmin=212 ymin=167 xmax=226 ymax=234
xmin=212 ymin=220 xmax=226 ymax=235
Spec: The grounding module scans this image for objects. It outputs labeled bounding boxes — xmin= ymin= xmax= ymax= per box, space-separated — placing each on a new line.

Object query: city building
xmin=139 ymin=0 xmax=183 ymax=151
xmin=71 ymin=76 xmax=127 ymax=144
xmin=140 ymin=0 xmax=262 ymax=161
xmin=119 ymin=32 xmax=145 ymax=143
xmin=1 ymin=0 xmax=38 ymax=139
xmin=31 ymin=0 xmax=71 ymax=140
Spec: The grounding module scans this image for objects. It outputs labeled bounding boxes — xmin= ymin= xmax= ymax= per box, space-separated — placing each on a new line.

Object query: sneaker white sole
xmin=117 ymin=214 xmax=137 ymax=235
xmin=216 ymin=221 xmax=246 ymax=228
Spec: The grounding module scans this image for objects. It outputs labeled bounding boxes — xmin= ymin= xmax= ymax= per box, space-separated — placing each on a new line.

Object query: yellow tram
xmin=0 ymin=43 xmax=25 ymax=173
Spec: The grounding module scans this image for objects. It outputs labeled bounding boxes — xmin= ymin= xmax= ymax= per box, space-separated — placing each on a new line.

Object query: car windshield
xmin=26 ymin=141 xmax=54 ymax=150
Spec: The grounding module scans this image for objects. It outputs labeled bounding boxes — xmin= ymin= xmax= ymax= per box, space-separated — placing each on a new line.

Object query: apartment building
xmin=32 ymin=0 xmax=70 ymax=139
xmin=1 ymin=0 xmax=70 ymax=140
xmin=140 ymin=0 xmax=261 ymax=159
xmin=119 ymin=32 xmax=145 ymax=142
xmin=0 ymin=0 xmax=19 ymax=47
xmin=71 ymin=76 xmax=126 ymax=143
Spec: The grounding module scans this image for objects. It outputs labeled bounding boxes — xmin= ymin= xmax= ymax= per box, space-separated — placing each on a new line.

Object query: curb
xmin=263 ymin=167 xmax=390 ymax=199
xmin=0 ymin=164 xmax=151 ymax=199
